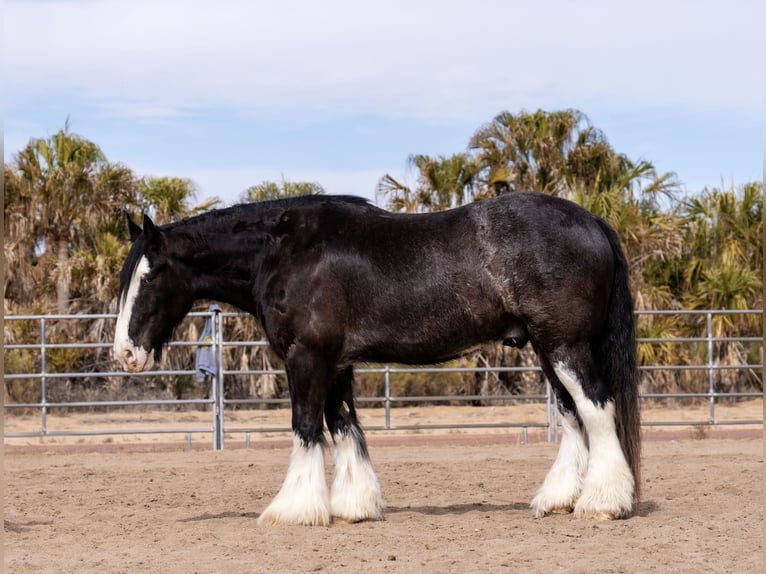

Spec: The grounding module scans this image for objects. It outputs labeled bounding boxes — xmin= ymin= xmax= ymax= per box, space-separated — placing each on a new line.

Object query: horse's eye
xmin=141 ymin=262 xmax=166 ymax=285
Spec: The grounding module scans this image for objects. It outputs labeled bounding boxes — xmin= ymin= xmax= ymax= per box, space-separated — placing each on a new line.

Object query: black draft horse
xmin=113 ymin=192 xmax=641 ymax=526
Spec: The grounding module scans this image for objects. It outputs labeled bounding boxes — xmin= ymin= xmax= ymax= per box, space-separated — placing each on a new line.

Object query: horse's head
xmin=113 ymin=214 xmax=194 ymax=372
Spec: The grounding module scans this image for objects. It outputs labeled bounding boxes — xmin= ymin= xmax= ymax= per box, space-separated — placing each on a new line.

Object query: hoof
xmin=257 ymin=504 xmax=331 ymax=527
xmin=539 ymin=505 xmax=574 ymax=518
xmin=330 ymin=492 xmax=385 ymax=524
xmin=573 ymin=502 xmax=632 ymax=520
xmin=573 ymin=470 xmax=634 ymax=520
xmin=530 ymin=489 xmax=578 ymax=519
xmin=531 ymin=502 xmax=574 ymax=518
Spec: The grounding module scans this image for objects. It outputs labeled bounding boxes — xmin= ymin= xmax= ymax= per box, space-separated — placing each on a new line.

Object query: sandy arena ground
xmin=4 ymin=403 xmax=764 ymax=573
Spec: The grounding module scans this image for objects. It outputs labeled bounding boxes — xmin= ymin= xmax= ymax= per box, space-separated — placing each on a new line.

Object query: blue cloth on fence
xmin=195 ymin=304 xmax=221 ymax=382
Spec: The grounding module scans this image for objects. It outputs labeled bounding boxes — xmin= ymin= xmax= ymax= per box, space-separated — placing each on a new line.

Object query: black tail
xmin=594 ymin=218 xmax=642 ymax=506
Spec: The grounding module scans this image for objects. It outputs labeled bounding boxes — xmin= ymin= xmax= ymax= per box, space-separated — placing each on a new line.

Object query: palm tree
xmin=675 ymin=182 xmax=763 ymax=393
xmin=681 ymin=182 xmax=763 ymax=330
xmin=10 ymin=124 xmax=137 ymax=313
xmin=4 ymin=163 xmax=40 ymax=309
xmin=469 ymin=108 xmax=587 ymax=195
xmin=241 ymin=179 xmax=325 ymax=203
xmin=376 ymin=153 xmax=479 ymax=213
xmin=468 ymin=108 xmax=681 ymax=203
xmin=374 ymin=174 xmax=421 ymax=213
xmin=138 ymin=176 xmax=220 ymax=224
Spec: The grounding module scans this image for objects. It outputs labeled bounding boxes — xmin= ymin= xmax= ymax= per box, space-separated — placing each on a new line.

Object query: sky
xmin=3 ymin=0 xmax=764 ymax=208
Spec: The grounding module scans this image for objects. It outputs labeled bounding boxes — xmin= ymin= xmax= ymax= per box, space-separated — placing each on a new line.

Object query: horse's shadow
xmin=391 ymin=499 xmax=660 ymax=518
xmin=177 ymin=503 xmax=525 ymax=523
xmin=391 ymin=499 xmax=661 ymax=518
xmin=179 ymin=511 xmax=260 ymax=523
xmin=635 ymin=500 xmax=659 ymax=517
xmin=390 ymin=499 xmax=662 ymax=519
xmin=179 ymin=500 xmax=660 ymax=523
xmin=384 ymin=502 xmax=529 ymax=516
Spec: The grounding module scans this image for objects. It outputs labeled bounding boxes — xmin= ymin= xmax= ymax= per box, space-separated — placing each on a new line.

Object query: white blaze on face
xmin=113 ymin=255 xmax=154 ymax=372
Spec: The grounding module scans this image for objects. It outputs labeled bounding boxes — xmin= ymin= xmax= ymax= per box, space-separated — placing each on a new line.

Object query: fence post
xmin=211 ymin=309 xmax=225 ymax=451
xmin=384 ymin=364 xmax=391 ymax=429
xmin=40 ymin=317 xmax=48 ymax=436
xmin=707 ymin=312 xmax=716 ymax=424
xmin=546 ymin=382 xmax=559 ymax=443
xmin=545 ymin=381 xmax=551 ymax=443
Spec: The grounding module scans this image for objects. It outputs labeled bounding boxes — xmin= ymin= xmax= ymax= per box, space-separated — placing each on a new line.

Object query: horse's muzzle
xmin=114 ymin=343 xmax=154 ymax=373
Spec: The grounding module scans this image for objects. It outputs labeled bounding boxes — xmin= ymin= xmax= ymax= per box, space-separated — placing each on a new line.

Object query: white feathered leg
xmin=554 ymin=364 xmax=634 ymax=519
xmin=531 ymin=410 xmax=588 ymax=517
xmin=258 ymin=434 xmax=331 ymax=526
xmin=330 ymin=427 xmax=384 ymax=523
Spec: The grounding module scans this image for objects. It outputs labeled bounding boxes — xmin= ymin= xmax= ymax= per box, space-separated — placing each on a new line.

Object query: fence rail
xmin=4 ymin=309 xmax=763 ymax=449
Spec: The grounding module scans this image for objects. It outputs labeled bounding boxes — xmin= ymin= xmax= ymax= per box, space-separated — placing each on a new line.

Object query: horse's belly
xmin=345 ymin=305 xmax=510 ymax=365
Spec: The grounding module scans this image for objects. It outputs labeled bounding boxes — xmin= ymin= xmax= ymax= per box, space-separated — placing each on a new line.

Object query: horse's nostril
xmin=122 ymin=348 xmax=135 ymax=365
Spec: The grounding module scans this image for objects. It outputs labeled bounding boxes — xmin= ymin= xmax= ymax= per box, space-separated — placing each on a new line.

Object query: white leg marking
xmin=330 ymin=429 xmax=384 ymax=523
xmin=530 ymin=411 xmax=588 ymax=517
xmin=258 ymin=434 xmax=331 ymax=526
xmin=554 ymin=364 xmax=634 ymax=519
xmin=113 ymin=255 xmax=154 ymax=372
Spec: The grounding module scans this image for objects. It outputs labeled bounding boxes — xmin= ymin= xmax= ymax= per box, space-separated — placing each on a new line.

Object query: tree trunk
xmin=56 ymin=238 xmax=70 ymax=314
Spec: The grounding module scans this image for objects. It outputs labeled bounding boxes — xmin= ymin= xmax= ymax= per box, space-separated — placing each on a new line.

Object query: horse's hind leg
xmin=551 ymin=346 xmax=634 ymax=519
xmin=257 ymin=346 xmax=332 ymax=526
xmin=531 ymin=360 xmax=589 ymax=517
xmin=325 ymin=366 xmax=384 ymax=523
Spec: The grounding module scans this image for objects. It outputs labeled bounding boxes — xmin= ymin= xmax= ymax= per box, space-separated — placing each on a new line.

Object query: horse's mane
xmin=162 ymin=194 xmax=373 ymax=233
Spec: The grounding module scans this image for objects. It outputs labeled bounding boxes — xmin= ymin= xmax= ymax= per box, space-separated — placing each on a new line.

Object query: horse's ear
xmin=142 ymin=214 xmax=165 ymax=249
xmin=126 ymin=213 xmax=143 ymax=242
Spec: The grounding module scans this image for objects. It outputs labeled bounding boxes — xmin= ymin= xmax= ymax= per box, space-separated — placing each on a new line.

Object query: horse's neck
xmin=179 ymin=230 xmax=263 ymax=314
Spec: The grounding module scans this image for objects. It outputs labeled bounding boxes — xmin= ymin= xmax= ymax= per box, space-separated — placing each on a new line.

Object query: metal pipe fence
xmin=4 ymin=309 xmax=763 ymax=449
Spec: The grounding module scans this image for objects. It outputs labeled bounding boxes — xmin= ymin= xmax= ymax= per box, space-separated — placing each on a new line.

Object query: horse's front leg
xmin=325 ymin=366 xmax=384 ymax=523
xmin=257 ymin=345 xmax=332 ymax=526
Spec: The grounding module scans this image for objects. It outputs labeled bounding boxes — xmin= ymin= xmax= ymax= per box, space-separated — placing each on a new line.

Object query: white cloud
xmin=96 ymin=100 xmax=189 ymax=120
xmin=6 ymin=0 xmax=764 ymax=122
